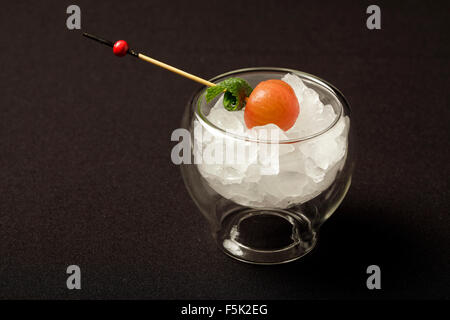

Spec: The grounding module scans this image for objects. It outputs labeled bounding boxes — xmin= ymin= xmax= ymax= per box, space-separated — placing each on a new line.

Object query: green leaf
xmin=205 ymin=85 xmax=225 ymax=102
xmin=205 ymin=77 xmax=253 ymax=111
xmin=223 ymin=91 xmax=237 ymax=111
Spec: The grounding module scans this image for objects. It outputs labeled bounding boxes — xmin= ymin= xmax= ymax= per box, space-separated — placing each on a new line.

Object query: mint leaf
xmin=223 ymin=91 xmax=237 ymax=110
xmin=205 ymin=85 xmax=225 ymax=102
xmin=205 ymin=77 xmax=253 ymax=111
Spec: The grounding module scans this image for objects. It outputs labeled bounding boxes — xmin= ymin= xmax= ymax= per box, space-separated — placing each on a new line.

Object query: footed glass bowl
xmin=180 ymin=67 xmax=355 ymax=264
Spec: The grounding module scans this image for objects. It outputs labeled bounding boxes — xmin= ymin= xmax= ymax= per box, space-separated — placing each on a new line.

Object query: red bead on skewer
xmin=113 ymin=40 xmax=129 ymax=57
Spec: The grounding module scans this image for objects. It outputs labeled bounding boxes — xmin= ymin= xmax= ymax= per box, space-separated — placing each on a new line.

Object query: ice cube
xmin=304 ymin=158 xmax=326 ymax=183
xmin=250 ymin=123 xmax=295 ymax=155
xmin=278 ymin=146 xmax=304 ymax=172
xmin=260 ymin=172 xmax=309 ymax=198
xmin=282 ymin=73 xmax=307 ymax=102
xmin=208 ymin=96 xmax=244 ymax=134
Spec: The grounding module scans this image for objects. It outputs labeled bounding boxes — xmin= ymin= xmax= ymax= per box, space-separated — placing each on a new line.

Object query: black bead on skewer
xmin=82 ymin=32 xmax=138 ymax=58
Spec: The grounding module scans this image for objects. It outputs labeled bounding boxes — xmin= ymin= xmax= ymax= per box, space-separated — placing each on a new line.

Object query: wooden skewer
xmin=83 ymin=32 xmax=216 ymax=87
xmin=137 ymin=53 xmax=216 ymax=87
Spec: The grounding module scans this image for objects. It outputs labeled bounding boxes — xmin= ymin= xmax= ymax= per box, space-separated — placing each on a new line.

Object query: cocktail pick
xmin=82 ymin=32 xmax=216 ymax=87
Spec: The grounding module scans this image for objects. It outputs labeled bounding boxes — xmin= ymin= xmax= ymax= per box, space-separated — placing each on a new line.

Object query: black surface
xmin=0 ymin=0 xmax=448 ymax=299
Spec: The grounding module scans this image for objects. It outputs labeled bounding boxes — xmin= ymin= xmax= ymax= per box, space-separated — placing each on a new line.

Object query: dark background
xmin=0 ymin=0 xmax=448 ymax=299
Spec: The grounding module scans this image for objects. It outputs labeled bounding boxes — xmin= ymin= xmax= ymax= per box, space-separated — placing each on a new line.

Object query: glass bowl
xmin=180 ymin=67 xmax=355 ymax=264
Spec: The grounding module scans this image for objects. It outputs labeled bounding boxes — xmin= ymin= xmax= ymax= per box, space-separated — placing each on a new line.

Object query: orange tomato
xmin=244 ymin=80 xmax=299 ymax=131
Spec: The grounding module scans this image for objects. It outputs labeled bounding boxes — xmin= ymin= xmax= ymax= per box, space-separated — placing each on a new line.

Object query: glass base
xmin=215 ymin=208 xmax=317 ymax=265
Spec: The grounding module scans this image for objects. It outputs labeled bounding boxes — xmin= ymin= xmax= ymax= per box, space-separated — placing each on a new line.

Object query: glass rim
xmin=192 ymin=67 xmax=349 ymax=144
